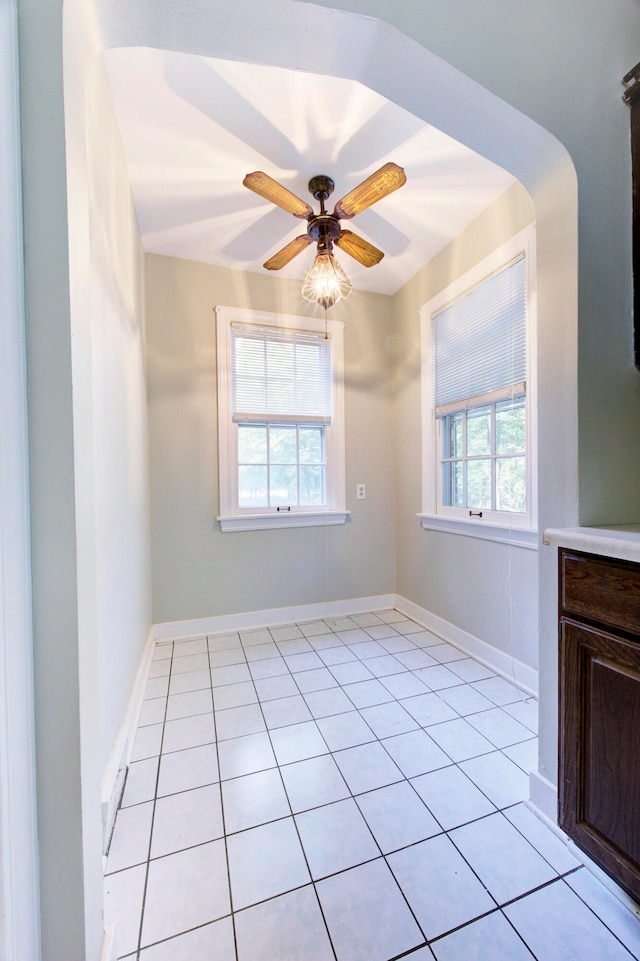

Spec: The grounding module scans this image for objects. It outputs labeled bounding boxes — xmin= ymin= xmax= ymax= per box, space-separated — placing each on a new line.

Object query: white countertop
xmin=543 ymin=525 xmax=640 ymax=564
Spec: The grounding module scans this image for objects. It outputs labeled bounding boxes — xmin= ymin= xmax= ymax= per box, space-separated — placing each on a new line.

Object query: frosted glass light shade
xmin=301 ymin=249 xmax=352 ymax=310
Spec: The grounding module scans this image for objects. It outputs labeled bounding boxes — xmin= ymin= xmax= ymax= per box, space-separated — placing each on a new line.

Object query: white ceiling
xmin=105 ymin=47 xmax=516 ymax=296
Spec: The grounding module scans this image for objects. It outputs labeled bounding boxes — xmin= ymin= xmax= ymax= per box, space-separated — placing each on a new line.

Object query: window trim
xmin=215 ymin=305 xmax=348 ymax=532
xmin=419 ymin=227 xmax=538 ymax=543
xmin=418 ymin=514 xmax=539 ymax=549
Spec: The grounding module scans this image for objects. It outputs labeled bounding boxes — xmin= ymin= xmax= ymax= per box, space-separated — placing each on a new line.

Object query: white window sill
xmin=418 ymin=513 xmax=539 ymax=550
xmin=218 ymin=510 xmax=351 ymax=532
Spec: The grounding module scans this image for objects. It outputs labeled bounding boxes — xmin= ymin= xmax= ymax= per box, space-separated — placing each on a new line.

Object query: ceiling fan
xmin=243 ymin=162 xmax=406 ymax=308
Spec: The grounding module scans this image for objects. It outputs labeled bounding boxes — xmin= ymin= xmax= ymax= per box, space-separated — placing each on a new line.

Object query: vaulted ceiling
xmin=105 ymin=47 xmax=516 ymax=296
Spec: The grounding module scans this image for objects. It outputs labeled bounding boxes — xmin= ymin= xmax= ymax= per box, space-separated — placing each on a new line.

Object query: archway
xmin=61 ymin=0 xmax=578 ymax=955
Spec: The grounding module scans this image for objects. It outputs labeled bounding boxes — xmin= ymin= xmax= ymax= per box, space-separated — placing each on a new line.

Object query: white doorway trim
xmin=0 ymin=1 xmax=41 ymax=958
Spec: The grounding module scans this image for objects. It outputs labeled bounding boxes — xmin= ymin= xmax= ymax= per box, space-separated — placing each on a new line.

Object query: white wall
xmin=394 ymin=184 xmax=538 ymax=672
xmin=65 ymin=47 xmax=152 ymax=961
xmin=84 ymin=60 xmax=151 ymax=781
xmin=146 ymin=254 xmax=396 ymax=623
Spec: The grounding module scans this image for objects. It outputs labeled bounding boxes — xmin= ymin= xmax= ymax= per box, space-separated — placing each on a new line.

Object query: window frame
xmin=216 ymin=305 xmax=347 ymax=532
xmin=419 ymin=228 xmax=538 ymax=549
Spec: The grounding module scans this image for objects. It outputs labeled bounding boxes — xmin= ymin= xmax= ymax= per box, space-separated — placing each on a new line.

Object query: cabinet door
xmin=559 ymin=618 xmax=640 ymax=901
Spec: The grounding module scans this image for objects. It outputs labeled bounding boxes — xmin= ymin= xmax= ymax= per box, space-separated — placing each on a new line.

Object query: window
xmin=216 ymin=306 xmax=347 ymax=531
xmin=440 ymin=395 xmax=526 ymax=514
xmin=420 ymin=229 xmax=537 ymax=547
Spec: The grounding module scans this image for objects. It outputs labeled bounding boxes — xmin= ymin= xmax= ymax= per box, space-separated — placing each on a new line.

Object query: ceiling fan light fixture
xmin=301 ymin=247 xmax=352 ymax=310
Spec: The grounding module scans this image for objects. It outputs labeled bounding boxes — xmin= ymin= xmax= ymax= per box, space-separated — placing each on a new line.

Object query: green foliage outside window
xmin=238 ymin=423 xmax=326 ymax=508
xmin=442 ymin=397 xmax=525 ymax=514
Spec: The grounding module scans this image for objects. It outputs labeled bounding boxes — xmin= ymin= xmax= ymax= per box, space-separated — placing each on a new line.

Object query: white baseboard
xmin=528 ymin=769 xmax=558 ymax=822
xmin=151 ymin=594 xmax=538 ymax=696
xmin=565 ymin=843 xmax=640 ymax=916
xmin=150 ymin=593 xmax=538 ymax=695
xmin=150 ymin=594 xmax=397 ymax=642
xmin=101 ymin=925 xmax=116 ymax=961
xmin=394 ymin=595 xmax=538 ymax=696
xmin=527 ymin=773 xmax=640 ymax=916
xmin=101 ymin=627 xmax=156 ymax=853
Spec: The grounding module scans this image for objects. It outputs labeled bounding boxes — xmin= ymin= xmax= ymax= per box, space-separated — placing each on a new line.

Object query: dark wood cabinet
xmin=559 ymin=548 xmax=640 ymax=902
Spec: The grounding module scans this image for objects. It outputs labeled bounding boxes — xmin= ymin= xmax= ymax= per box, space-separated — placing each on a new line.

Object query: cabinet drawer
xmin=560 ymin=550 xmax=640 ymax=635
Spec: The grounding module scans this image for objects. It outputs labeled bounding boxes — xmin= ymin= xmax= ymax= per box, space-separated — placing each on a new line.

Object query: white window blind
xmin=433 ymin=256 xmax=526 ymax=414
xmin=231 ymin=323 xmax=333 ymax=424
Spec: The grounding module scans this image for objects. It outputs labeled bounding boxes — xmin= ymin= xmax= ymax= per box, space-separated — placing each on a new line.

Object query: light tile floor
xmin=104 ymin=610 xmax=640 ymax=961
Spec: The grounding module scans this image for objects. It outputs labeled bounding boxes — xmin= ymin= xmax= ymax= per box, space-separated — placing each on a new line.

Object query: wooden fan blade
xmin=334 ymin=162 xmax=406 ymax=220
xmin=263 ymin=234 xmax=312 ymax=270
xmin=335 ymin=230 xmax=384 ymax=267
xmin=244 ymin=171 xmax=313 ymax=219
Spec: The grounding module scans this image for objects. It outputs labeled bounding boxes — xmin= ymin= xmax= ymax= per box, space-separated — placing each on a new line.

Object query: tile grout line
xmin=561 ymin=872 xmax=640 ymax=961
xmin=261 ymin=618 xmax=548 ymax=954
xmin=208 ymin=630 xmax=243 ymax=961
xmin=223 ymin=620 xmax=475 ymax=956
xmin=109 ymin=610 xmax=640 ymax=961
xmin=241 ymin=622 xmax=341 ymax=961
xmin=276 ymin=622 xmax=433 ymax=961
xmin=134 ymin=639 xmax=174 ymax=961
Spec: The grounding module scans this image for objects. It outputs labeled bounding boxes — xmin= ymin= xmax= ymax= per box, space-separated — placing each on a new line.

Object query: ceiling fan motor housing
xmin=307 ymin=175 xmax=341 ymax=247
xmin=307 ymin=213 xmax=341 ymax=245
xmin=308 ymin=175 xmax=335 ymax=201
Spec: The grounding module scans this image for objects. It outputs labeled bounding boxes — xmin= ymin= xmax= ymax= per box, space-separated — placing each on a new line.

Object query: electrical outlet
xmin=357 ymin=483 xmax=366 ymax=499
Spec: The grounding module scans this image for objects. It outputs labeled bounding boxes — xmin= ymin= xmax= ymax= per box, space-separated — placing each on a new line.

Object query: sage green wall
xmin=146 ymin=183 xmax=538 ymax=675
xmin=19 ymin=3 xmax=153 ymax=957
xmin=393 ymin=183 xmax=538 ymax=669
xmin=309 ymin=0 xmax=640 ymax=527
xmin=146 ymin=254 xmax=397 ymax=623
xmin=18 ymin=1 xmax=85 ymax=956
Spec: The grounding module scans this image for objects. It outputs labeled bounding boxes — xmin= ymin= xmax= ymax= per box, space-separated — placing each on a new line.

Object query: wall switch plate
xmin=357 ymin=484 xmax=366 ymax=499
